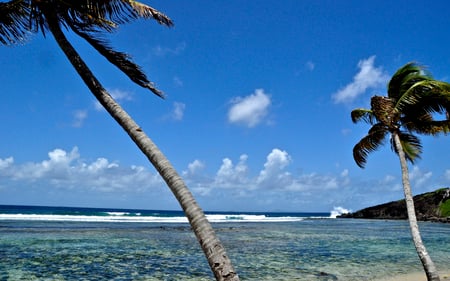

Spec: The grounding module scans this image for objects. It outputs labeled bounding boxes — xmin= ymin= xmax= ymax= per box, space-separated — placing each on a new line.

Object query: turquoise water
xmin=0 ymin=206 xmax=449 ymax=280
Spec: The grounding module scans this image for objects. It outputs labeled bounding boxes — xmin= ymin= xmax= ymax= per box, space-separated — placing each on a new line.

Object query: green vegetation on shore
xmin=340 ymin=188 xmax=450 ymax=223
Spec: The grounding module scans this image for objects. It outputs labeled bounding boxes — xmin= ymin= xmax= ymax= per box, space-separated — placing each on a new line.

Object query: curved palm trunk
xmin=44 ymin=13 xmax=239 ymax=281
xmin=393 ymin=133 xmax=440 ymax=281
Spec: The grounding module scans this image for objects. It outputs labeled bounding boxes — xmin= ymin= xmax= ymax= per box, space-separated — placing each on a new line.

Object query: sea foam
xmin=0 ymin=213 xmax=307 ymax=223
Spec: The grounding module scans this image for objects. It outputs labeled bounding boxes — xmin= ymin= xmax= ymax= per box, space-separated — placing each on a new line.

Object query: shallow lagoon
xmin=1 ymin=218 xmax=449 ymax=280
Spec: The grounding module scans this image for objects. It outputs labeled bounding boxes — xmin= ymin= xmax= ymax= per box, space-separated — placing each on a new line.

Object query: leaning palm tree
xmin=352 ymin=62 xmax=450 ymax=281
xmin=0 ymin=1 xmax=239 ymax=280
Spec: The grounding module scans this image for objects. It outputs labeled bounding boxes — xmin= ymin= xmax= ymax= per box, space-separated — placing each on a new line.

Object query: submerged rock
xmin=317 ymin=271 xmax=338 ymax=280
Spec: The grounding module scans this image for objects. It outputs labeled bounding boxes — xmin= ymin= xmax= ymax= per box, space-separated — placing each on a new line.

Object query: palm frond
xmin=395 ymin=79 xmax=450 ymax=135
xmin=68 ymin=0 xmax=173 ymax=27
xmin=390 ymin=132 xmax=422 ymax=164
xmin=388 ymin=62 xmax=432 ymax=100
xmin=353 ymin=123 xmax=388 ymax=168
xmin=72 ymin=27 xmax=164 ymax=98
xmin=124 ymin=0 xmax=173 ymax=27
xmin=397 ymin=80 xmax=450 ymax=112
xmin=405 ymin=119 xmax=450 ymax=135
xmin=0 ymin=0 xmax=31 ymax=45
xmin=351 ymin=108 xmax=375 ymax=124
xmin=28 ymin=0 xmax=173 ymax=36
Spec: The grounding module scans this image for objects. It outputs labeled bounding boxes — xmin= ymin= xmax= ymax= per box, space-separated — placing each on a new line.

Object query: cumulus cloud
xmin=332 ymin=56 xmax=389 ymax=104
xmin=4 ymin=146 xmax=430 ymax=211
xmin=214 ymin=154 xmax=249 ymax=187
xmin=256 ymin=149 xmax=292 ymax=189
xmin=0 ymin=147 xmax=162 ymax=192
xmin=228 ymin=89 xmax=271 ymax=127
xmin=185 ymin=148 xmax=350 ymax=197
xmin=183 ymin=159 xmax=205 ymax=176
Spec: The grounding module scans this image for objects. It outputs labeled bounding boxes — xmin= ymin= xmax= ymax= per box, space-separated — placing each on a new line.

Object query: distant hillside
xmin=339 ymin=188 xmax=450 ymax=223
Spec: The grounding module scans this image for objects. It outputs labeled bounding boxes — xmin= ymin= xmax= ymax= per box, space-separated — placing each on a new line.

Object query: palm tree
xmin=351 ymin=62 xmax=450 ymax=281
xmin=0 ymin=1 xmax=239 ymax=280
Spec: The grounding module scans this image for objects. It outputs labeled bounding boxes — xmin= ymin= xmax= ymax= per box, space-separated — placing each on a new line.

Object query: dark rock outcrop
xmin=338 ymin=188 xmax=450 ymax=223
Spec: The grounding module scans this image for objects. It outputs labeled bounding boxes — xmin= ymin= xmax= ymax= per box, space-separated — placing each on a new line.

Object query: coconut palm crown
xmin=352 ymin=62 xmax=450 ymax=168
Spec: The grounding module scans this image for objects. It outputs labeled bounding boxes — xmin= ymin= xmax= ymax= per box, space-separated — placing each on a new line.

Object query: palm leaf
xmin=26 ymin=0 xmax=173 ymax=36
xmin=396 ymin=80 xmax=450 ymax=135
xmin=388 ymin=62 xmax=431 ymax=100
xmin=72 ymin=27 xmax=164 ymax=98
xmin=353 ymin=123 xmax=388 ymax=168
xmin=0 ymin=0 xmax=31 ymax=45
xmin=397 ymin=80 xmax=450 ymax=113
xmin=69 ymin=0 xmax=174 ymax=27
xmin=390 ymin=132 xmax=422 ymax=163
xmin=124 ymin=0 xmax=173 ymax=27
xmin=25 ymin=0 xmax=169 ymax=97
xmin=351 ymin=108 xmax=375 ymax=124
xmin=405 ymin=118 xmax=450 ymax=135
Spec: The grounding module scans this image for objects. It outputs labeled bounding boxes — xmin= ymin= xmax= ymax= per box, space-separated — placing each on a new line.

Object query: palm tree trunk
xmin=393 ymin=133 xmax=440 ymax=281
xmin=43 ymin=13 xmax=239 ymax=281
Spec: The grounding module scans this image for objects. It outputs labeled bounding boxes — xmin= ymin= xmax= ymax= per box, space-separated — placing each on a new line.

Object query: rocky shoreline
xmin=338 ymin=188 xmax=450 ymax=223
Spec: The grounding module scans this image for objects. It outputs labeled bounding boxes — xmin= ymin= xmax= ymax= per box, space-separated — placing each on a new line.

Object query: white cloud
xmin=214 ymin=154 xmax=249 ymax=187
xmin=0 ymin=157 xmax=13 ymax=169
xmin=228 ymin=89 xmax=271 ymax=127
xmin=332 ymin=56 xmax=389 ymax=104
xmin=5 ymin=146 xmax=441 ymax=211
xmin=257 ymin=149 xmax=292 ymax=188
xmin=382 ymin=174 xmax=396 ymax=184
xmin=72 ymin=110 xmax=88 ymax=128
xmin=161 ymin=102 xmax=186 ymax=122
xmin=0 ymin=147 xmax=162 ymax=192
xmin=184 ymin=159 xmax=205 ymax=176
xmin=191 ymin=148 xmax=348 ymax=196
xmin=172 ymin=102 xmax=186 ymax=121
xmin=409 ymin=166 xmax=432 ymax=187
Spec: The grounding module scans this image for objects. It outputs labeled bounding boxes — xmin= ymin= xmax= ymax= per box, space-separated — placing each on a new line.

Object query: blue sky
xmin=1 ymin=0 xmax=450 ymax=212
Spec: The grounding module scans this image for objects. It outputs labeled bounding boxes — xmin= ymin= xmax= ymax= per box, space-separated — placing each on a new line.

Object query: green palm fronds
xmin=353 ymin=123 xmax=388 ymax=168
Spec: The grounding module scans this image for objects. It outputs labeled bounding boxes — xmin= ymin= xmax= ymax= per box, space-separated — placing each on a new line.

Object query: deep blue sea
xmin=0 ymin=205 xmax=449 ymax=281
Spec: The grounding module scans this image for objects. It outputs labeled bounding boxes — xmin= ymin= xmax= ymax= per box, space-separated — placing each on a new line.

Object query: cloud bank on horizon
xmin=0 ymin=135 xmax=444 ymax=212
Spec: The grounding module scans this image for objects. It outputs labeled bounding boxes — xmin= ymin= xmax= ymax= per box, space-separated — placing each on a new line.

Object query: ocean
xmin=0 ymin=205 xmax=449 ymax=281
